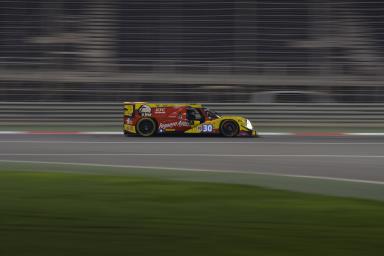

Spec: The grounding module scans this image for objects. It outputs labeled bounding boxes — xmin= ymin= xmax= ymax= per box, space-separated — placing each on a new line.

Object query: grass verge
xmin=1 ymin=171 xmax=384 ymax=256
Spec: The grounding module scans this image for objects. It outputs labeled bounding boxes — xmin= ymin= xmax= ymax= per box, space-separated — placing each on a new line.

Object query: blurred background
xmin=0 ymin=0 xmax=383 ymax=128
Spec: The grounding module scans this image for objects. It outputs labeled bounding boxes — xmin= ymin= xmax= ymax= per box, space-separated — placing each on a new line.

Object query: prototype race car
xmin=123 ymin=102 xmax=257 ymax=137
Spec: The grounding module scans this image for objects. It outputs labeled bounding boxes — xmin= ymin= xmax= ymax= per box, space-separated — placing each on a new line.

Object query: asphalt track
xmin=0 ymin=134 xmax=384 ymax=183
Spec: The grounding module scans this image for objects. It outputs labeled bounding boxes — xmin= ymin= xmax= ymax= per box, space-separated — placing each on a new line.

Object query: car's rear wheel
xmin=220 ymin=120 xmax=239 ymax=137
xmin=136 ymin=118 xmax=157 ymax=137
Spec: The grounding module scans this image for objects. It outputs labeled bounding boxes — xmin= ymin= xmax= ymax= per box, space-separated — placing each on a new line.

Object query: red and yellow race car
xmin=123 ymin=102 xmax=257 ymax=137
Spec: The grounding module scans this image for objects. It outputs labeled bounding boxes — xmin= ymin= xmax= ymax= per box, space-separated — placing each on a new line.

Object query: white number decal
xmin=202 ymin=124 xmax=213 ymax=132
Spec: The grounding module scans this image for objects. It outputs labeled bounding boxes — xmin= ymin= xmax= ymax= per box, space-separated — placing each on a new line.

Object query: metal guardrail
xmin=1 ymin=102 xmax=384 ymax=127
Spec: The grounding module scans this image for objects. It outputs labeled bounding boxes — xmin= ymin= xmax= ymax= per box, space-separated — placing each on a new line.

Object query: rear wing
xmin=124 ymin=102 xmax=148 ymax=117
xmin=123 ymin=103 xmax=135 ymax=117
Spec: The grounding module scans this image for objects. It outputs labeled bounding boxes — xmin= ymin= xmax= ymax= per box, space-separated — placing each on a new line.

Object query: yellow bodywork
xmin=184 ymin=116 xmax=255 ymax=135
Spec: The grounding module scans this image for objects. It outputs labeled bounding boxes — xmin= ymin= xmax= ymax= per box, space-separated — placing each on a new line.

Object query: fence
xmin=1 ymin=0 xmax=384 ymax=77
xmin=0 ymin=102 xmax=383 ymax=128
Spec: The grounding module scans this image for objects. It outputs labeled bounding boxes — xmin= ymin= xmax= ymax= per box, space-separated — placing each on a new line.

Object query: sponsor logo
xmin=159 ymin=121 xmax=190 ymax=129
xmin=138 ymin=105 xmax=152 ymax=117
xmin=155 ymin=107 xmax=166 ymax=114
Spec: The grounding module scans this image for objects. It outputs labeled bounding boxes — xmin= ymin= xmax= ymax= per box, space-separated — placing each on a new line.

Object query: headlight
xmin=246 ymin=119 xmax=253 ymax=130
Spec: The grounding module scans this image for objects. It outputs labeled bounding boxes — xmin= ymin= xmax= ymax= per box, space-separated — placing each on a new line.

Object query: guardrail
xmin=1 ymin=102 xmax=384 ymax=128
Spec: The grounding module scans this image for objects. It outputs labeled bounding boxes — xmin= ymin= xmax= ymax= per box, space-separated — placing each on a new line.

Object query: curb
xmin=0 ymin=131 xmax=384 ymax=136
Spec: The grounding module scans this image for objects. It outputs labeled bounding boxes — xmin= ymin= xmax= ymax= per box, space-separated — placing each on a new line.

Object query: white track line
xmin=1 ymin=159 xmax=384 ymax=185
xmin=1 ymin=153 xmax=384 ymax=158
xmin=0 ymin=131 xmax=292 ymax=136
xmin=0 ymin=131 xmax=26 ymax=134
xmin=1 ymin=131 xmax=384 ymax=136
xmin=1 ymin=140 xmax=384 ymax=145
xmin=345 ymin=133 xmax=384 ymax=136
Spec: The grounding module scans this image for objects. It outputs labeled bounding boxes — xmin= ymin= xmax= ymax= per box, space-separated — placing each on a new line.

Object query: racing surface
xmin=0 ymin=134 xmax=384 ymax=182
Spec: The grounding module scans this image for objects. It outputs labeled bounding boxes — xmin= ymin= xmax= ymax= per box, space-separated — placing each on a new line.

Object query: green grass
xmin=1 ymin=171 xmax=384 ymax=256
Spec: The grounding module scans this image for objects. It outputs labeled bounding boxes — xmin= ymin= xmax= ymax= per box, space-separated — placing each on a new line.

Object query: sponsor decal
xmin=159 ymin=121 xmax=190 ymax=129
xmin=125 ymin=118 xmax=132 ymax=124
xmin=155 ymin=107 xmax=166 ymax=114
xmin=138 ymin=105 xmax=152 ymax=117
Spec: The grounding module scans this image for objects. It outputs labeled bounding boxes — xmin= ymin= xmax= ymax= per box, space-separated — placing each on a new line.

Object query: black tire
xmin=136 ymin=118 xmax=157 ymax=137
xmin=220 ymin=120 xmax=239 ymax=137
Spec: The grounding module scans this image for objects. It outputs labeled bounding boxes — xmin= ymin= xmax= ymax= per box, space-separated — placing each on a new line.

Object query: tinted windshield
xmin=187 ymin=108 xmax=203 ymax=121
xmin=203 ymin=108 xmax=221 ymax=119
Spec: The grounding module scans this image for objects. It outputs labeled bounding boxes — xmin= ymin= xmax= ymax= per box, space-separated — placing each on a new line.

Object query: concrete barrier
xmin=1 ymin=102 xmax=383 ymax=127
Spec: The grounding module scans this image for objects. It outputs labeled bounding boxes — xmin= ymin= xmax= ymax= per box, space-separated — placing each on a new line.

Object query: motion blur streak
xmin=1 ymin=134 xmax=384 ymax=182
xmin=1 ymin=0 xmax=384 ymax=103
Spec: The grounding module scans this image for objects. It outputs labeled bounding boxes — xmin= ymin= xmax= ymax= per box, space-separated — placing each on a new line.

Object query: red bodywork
xmin=124 ymin=103 xmax=210 ymax=134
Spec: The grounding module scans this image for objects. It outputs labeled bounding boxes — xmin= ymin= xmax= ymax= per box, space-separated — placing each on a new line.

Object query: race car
xmin=123 ymin=102 xmax=257 ymax=137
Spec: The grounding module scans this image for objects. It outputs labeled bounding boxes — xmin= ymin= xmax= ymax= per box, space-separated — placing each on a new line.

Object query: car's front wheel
xmin=220 ymin=120 xmax=239 ymax=137
xmin=136 ymin=118 xmax=157 ymax=137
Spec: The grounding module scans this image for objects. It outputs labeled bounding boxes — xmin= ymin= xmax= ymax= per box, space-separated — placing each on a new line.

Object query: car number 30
xmin=202 ymin=124 xmax=213 ymax=132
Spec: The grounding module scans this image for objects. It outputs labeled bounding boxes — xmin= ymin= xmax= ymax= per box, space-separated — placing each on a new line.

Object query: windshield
xmin=203 ymin=108 xmax=221 ymax=119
